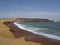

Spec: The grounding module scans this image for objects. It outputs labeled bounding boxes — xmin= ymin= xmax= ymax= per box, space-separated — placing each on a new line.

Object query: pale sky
xmin=0 ymin=0 xmax=60 ymax=21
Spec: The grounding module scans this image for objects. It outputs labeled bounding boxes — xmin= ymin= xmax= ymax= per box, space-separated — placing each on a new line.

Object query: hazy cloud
xmin=22 ymin=6 xmax=26 ymax=8
xmin=1 ymin=11 xmax=60 ymax=21
xmin=16 ymin=5 xmax=33 ymax=9
xmin=22 ymin=6 xmax=33 ymax=9
xmin=16 ymin=5 xmax=20 ymax=8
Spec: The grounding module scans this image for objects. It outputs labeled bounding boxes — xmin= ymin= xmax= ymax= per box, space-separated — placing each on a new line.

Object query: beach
xmin=0 ymin=0 xmax=60 ymax=45
xmin=0 ymin=18 xmax=41 ymax=45
xmin=4 ymin=21 xmax=60 ymax=45
xmin=0 ymin=18 xmax=60 ymax=45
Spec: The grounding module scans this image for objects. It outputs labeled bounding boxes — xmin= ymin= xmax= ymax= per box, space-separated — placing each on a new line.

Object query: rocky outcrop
xmin=1 ymin=18 xmax=54 ymax=22
xmin=15 ymin=18 xmax=54 ymax=22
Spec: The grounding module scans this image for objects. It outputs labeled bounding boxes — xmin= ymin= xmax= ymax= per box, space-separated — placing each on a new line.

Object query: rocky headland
xmin=15 ymin=18 xmax=54 ymax=22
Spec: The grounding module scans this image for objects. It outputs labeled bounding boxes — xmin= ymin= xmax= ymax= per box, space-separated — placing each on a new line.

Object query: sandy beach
xmin=0 ymin=18 xmax=41 ymax=45
xmin=3 ymin=19 xmax=60 ymax=45
xmin=0 ymin=0 xmax=60 ymax=45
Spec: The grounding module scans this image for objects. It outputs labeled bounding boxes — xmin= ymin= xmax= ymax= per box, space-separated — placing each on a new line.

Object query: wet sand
xmin=4 ymin=22 xmax=60 ymax=45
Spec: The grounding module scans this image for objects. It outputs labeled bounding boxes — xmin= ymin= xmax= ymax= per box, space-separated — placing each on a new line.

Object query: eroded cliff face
xmin=15 ymin=18 xmax=54 ymax=22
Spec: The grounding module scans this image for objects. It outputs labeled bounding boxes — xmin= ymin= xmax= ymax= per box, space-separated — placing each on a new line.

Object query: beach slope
xmin=0 ymin=18 xmax=42 ymax=45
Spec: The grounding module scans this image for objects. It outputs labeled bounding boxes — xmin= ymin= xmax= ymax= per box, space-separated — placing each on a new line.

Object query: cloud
xmin=22 ymin=6 xmax=31 ymax=9
xmin=16 ymin=5 xmax=34 ymax=9
xmin=16 ymin=5 xmax=20 ymax=8
xmin=0 ymin=11 xmax=60 ymax=21
xmin=27 ymin=6 xmax=33 ymax=9
xmin=22 ymin=6 xmax=26 ymax=8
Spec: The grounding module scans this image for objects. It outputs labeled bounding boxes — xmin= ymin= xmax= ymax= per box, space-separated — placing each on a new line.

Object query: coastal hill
xmin=0 ymin=18 xmax=41 ymax=45
xmin=0 ymin=18 xmax=54 ymax=22
xmin=16 ymin=18 xmax=54 ymax=22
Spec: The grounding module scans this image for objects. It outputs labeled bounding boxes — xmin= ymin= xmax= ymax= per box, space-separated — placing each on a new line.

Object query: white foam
xmin=35 ymin=28 xmax=49 ymax=30
xmin=14 ymin=22 xmax=60 ymax=41
xmin=14 ymin=22 xmax=35 ymax=32
xmin=37 ymin=33 xmax=60 ymax=40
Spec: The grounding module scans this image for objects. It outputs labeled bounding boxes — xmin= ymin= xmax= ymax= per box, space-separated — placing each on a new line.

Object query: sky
xmin=0 ymin=0 xmax=60 ymax=21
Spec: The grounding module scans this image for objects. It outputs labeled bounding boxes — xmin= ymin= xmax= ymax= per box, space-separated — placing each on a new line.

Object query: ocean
xmin=14 ymin=22 xmax=60 ymax=41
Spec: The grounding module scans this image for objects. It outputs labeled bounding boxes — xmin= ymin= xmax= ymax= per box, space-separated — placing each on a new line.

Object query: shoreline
xmin=14 ymin=22 xmax=60 ymax=41
xmin=4 ymin=22 xmax=60 ymax=45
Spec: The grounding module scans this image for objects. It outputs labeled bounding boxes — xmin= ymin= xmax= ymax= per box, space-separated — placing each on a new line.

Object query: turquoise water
xmin=14 ymin=22 xmax=60 ymax=40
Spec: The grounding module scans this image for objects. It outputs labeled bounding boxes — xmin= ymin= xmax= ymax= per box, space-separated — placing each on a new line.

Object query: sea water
xmin=14 ymin=22 xmax=60 ymax=41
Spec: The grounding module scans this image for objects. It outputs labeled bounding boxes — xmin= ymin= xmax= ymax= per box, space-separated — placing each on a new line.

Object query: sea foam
xmin=14 ymin=22 xmax=60 ymax=41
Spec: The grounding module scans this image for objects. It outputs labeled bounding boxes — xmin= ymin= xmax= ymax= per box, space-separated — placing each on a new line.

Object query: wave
xmin=14 ymin=22 xmax=60 ymax=41
xmin=14 ymin=22 xmax=35 ymax=32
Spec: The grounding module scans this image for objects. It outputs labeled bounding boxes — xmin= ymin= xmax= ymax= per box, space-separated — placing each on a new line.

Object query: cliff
xmin=15 ymin=18 xmax=54 ymax=22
